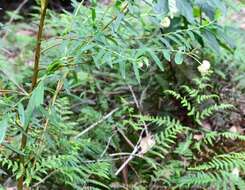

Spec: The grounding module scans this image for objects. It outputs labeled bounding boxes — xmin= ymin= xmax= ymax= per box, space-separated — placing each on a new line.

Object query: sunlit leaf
xmin=174 ymin=51 xmax=184 ymax=64
xmin=176 ymin=0 xmax=195 ymax=23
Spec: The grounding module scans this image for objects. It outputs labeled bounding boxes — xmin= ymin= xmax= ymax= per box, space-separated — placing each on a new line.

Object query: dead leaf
xmin=202 ymin=121 xmax=211 ymax=130
xmin=193 ymin=134 xmax=203 ymax=141
xmin=139 ymin=134 xmax=155 ymax=155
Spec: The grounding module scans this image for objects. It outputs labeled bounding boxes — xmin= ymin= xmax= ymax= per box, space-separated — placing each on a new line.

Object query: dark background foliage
xmin=0 ymin=0 xmax=74 ymax=20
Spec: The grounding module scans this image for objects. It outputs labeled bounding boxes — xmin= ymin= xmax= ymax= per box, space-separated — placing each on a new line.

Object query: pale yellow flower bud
xmin=160 ymin=17 xmax=171 ymax=28
xmin=198 ymin=60 xmax=210 ymax=75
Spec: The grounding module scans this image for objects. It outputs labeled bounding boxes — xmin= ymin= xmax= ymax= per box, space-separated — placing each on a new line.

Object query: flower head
xmin=160 ymin=17 xmax=171 ymax=28
xmin=198 ymin=60 xmax=210 ymax=75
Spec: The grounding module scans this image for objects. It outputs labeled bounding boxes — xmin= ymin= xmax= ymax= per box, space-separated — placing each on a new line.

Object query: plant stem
xmin=17 ymin=1 xmax=48 ymax=189
xmin=31 ymin=1 xmax=48 ymax=91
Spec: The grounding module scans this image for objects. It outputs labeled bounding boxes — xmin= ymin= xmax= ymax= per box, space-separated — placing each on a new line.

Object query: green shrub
xmin=0 ymin=0 xmax=243 ymax=189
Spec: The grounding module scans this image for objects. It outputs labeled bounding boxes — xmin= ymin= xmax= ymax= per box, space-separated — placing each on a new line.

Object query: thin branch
xmin=128 ymin=85 xmax=140 ymax=109
xmin=32 ymin=170 xmax=57 ymax=188
xmin=0 ymin=89 xmax=25 ymax=95
xmin=74 ymin=107 xmax=119 ymax=139
xmin=127 ymin=84 xmax=149 ymax=135
xmin=115 ymin=129 xmax=145 ymax=176
xmin=110 ymin=152 xmax=142 ymax=158
xmin=117 ymin=128 xmax=135 ymax=149
xmin=100 ymin=134 xmax=115 ymax=158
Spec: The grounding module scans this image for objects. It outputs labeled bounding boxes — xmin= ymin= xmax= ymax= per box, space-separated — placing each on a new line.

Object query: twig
xmin=115 ymin=129 xmax=145 ymax=176
xmin=0 ymin=89 xmax=25 ymax=95
xmin=74 ymin=107 xmax=119 ymax=139
xmin=100 ymin=134 xmax=115 ymax=158
xmin=117 ymin=128 xmax=135 ymax=149
xmin=32 ymin=170 xmax=57 ymax=188
xmin=127 ymin=85 xmax=140 ymax=109
xmin=110 ymin=152 xmax=142 ymax=158
xmin=127 ymin=84 xmax=149 ymax=135
xmin=139 ymin=74 xmax=153 ymax=109
xmin=83 ymin=156 xmax=129 ymax=164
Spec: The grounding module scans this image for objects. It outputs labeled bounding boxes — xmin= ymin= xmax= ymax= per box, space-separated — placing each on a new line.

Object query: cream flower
xmin=198 ymin=60 xmax=211 ymax=75
xmin=160 ymin=17 xmax=171 ymax=28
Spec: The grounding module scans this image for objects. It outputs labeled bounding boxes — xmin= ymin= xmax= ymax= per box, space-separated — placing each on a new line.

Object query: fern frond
xmin=189 ymin=152 xmax=245 ymax=171
xmin=194 ymin=131 xmax=245 ymax=151
xmin=181 ymin=85 xmax=199 ymax=98
xmin=196 ymin=94 xmax=220 ymax=104
xmin=200 ymin=103 xmax=234 ymax=119
xmin=164 ymin=90 xmax=182 ymax=100
xmin=177 ymin=171 xmax=245 ymax=190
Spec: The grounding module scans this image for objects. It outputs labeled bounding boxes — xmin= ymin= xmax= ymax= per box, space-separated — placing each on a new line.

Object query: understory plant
xmin=0 ymin=0 xmax=244 ymax=189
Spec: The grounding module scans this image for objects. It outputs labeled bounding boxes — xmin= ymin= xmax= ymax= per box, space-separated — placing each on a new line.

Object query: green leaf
xmin=0 ymin=118 xmax=8 ymax=144
xmin=176 ymin=0 xmax=195 ymax=23
xmin=154 ymin=0 xmax=169 ymax=15
xmin=47 ymin=59 xmax=63 ymax=75
xmin=148 ymin=50 xmax=164 ymax=71
xmin=113 ymin=13 xmax=124 ymax=32
xmin=195 ymin=0 xmax=216 ymax=19
xmin=25 ymin=80 xmax=45 ymax=127
xmin=18 ymin=103 xmax=25 ymax=126
xmin=2 ymin=142 xmax=25 ymax=156
xmin=174 ymin=52 xmax=184 ymax=64
xmin=202 ymin=30 xmax=220 ymax=54
xmin=133 ymin=62 xmax=140 ymax=83
xmin=119 ymin=60 xmax=126 ymax=79
xmin=162 ymin=49 xmax=171 ymax=61
xmin=16 ymin=164 xmax=25 ymax=180
xmin=91 ymin=7 xmax=96 ymax=29
xmin=93 ymin=49 xmax=105 ymax=68
xmin=27 ymin=80 xmax=44 ymax=112
xmin=207 ymin=0 xmax=226 ymax=14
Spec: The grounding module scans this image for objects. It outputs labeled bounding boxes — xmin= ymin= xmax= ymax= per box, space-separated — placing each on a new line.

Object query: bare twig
xmin=127 ymin=84 xmax=149 ymax=135
xmin=110 ymin=152 xmax=142 ymax=158
xmin=117 ymin=128 xmax=135 ymax=149
xmin=74 ymin=107 xmax=119 ymax=139
xmin=127 ymin=85 xmax=140 ymax=109
xmin=100 ymin=134 xmax=115 ymax=158
xmin=0 ymin=89 xmax=26 ymax=95
xmin=115 ymin=129 xmax=145 ymax=176
xmin=139 ymin=76 xmax=152 ymax=108
xmin=32 ymin=170 xmax=57 ymax=188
